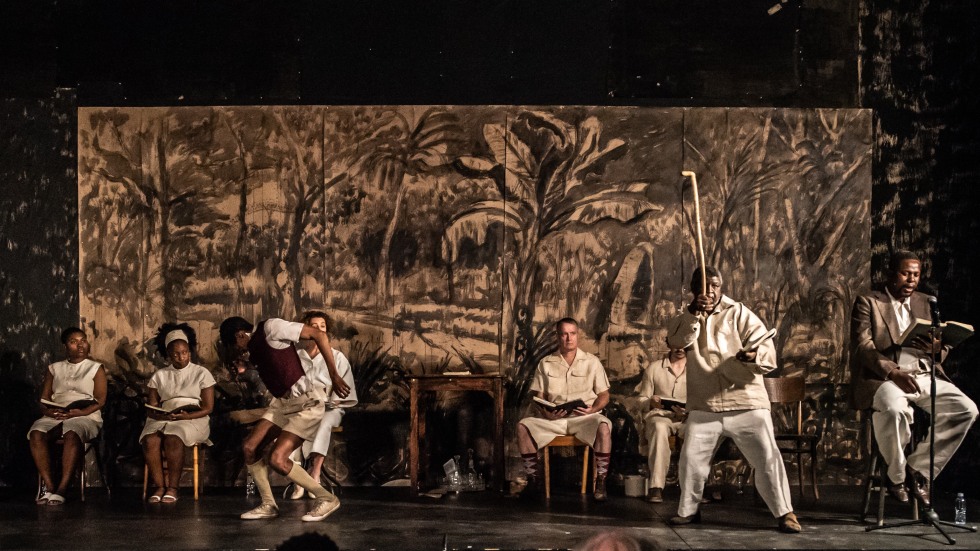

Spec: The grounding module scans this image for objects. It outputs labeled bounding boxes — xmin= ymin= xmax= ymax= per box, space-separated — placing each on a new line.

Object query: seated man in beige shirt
xmin=636 ymin=347 xmax=687 ymax=503
xmin=516 ymin=318 xmax=612 ymax=500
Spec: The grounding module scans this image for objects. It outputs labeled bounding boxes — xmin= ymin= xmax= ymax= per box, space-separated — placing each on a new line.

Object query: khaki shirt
xmin=635 ymin=357 xmax=687 ymax=417
xmin=666 ymin=295 xmax=776 ymax=412
xmin=530 ymin=350 xmax=610 ymax=407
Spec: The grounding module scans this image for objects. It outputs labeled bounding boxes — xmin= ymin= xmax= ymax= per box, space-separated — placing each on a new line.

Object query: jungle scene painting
xmin=77 ymin=105 xmax=871 ymax=487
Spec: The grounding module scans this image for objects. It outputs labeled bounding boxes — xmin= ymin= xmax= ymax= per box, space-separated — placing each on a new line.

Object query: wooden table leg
xmin=493 ymin=378 xmax=505 ymax=492
xmin=409 ymin=378 xmax=420 ymax=494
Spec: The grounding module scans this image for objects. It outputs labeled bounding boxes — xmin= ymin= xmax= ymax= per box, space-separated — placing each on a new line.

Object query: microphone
xmin=927 ymin=296 xmax=942 ymax=326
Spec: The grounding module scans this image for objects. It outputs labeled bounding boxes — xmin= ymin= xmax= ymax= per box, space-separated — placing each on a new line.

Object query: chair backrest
xmin=764 ymin=376 xmax=806 ymax=435
xmin=764 ymin=376 xmax=805 ymax=403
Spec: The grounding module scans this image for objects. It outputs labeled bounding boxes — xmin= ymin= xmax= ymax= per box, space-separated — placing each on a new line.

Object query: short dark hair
xmin=690 ymin=266 xmax=722 ymax=292
xmin=219 ymin=316 xmax=253 ymax=347
xmin=276 ymin=532 xmax=339 ymax=551
xmin=555 ymin=317 xmax=578 ymax=332
xmin=888 ymin=250 xmax=920 ymax=274
xmin=60 ymin=327 xmax=85 ymax=345
xmin=302 ymin=310 xmax=332 ymax=334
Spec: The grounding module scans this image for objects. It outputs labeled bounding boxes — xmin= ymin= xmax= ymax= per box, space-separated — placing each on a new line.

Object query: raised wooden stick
xmin=681 ymin=170 xmax=707 ymax=295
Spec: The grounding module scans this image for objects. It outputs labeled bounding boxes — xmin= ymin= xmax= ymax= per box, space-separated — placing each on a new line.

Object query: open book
xmin=533 ymin=396 xmax=587 ymax=414
xmin=654 ymin=395 xmax=686 ymax=411
xmin=41 ymin=398 xmax=98 ymax=410
xmin=899 ymin=318 xmax=974 ymax=348
xmin=145 ymin=403 xmax=203 ymax=414
xmin=740 ymin=328 xmax=776 ymax=353
xmin=143 ymin=398 xmax=201 ymax=413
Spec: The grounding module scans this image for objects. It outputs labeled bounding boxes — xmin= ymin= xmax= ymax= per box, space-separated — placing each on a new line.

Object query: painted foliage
xmin=77 ymin=106 xmax=871 ymax=485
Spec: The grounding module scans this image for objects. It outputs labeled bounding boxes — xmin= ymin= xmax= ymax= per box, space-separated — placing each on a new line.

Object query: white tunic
xmin=28 ymin=358 xmax=103 ymax=442
xmin=139 ymin=362 xmax=216 ymax=446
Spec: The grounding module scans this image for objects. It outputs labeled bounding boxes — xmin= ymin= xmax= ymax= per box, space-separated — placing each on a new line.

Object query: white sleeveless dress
xmin=139 ymin=362 xmax=216 ymax=446
xmin=28 ymin=358 xmax=103 ymax=442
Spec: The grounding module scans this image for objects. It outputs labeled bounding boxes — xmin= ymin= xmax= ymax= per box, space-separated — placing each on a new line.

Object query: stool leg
xmin=580 ymin=446 xmax=589 ymax=495
xmin=810 ymin=448 xmax=820 ymax=500
xmin=143 ymin=464 xmax=149 ymax=501
xmin=544 ymin=448 xmax=551 ymax=500
xmin=193 ymin=445 xmax=199 ymax=501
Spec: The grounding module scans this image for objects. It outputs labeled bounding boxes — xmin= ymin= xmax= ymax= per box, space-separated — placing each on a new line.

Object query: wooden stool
xmin=859 ymin=414 xmax=918 ymax=525
xmin=543 ymin=435 xmax=590 ymax=499
xmin=143 ymin=443 xmax=204 ymax=501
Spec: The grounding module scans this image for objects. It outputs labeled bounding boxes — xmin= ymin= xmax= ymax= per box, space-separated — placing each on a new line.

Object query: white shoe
xmin=301 ymin=495 xmax=340 ymax=522
xmin=288 ymin=484 xmax=305 ymax=500
xmin=240 ymin=503 xmax=279 ymax=520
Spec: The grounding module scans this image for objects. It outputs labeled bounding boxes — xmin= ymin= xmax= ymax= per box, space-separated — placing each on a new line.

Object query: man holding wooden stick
xmin=666 ymin=266 xmax=800 ymax=533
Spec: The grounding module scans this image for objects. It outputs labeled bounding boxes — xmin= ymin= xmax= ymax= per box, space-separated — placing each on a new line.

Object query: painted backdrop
xmin=77 ymin=106 xmax=871 ymax=486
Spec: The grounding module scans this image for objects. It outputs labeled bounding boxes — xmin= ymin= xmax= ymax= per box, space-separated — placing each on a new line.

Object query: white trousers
xmin=644 ymin=415 xmax=685 ymax=489
xmin=289 ymin=408 xmax=345 ymax=463
xmin=872 ymin=373 xmax=978 ymax=484
xmin=678 ymin=409 xmax=793 ymax=518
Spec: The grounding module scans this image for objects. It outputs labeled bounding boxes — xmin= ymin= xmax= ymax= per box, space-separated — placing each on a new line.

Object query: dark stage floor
xmin=1 ymin=484 xmax=978 ymax=550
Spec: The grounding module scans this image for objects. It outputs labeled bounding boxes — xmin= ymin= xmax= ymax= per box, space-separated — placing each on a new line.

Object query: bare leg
xmin=517 ymin=424 xmax=538 ymax=455
xmin=307 ymin=453 xmax=325 ymax=484
xmin=162 ymin=435 xmax=186 ymax=494
xmin=142 ymin=432 xmax=166 ymax=498
xmin=593 ymin=423 xmax=611 ymax=453
xmin=57 ymin=431 xmax=83 ymax=496
xmin=29 ymin=429 xmax=57 ymax=493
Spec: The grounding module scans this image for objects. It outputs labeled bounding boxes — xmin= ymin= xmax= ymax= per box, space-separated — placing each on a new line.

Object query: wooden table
xmin=408 ymin=373 xmax=505 ymax=493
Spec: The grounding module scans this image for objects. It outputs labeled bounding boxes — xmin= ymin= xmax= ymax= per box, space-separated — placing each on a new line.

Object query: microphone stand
xmin=866 ymin=306 xmax=977 ymax=544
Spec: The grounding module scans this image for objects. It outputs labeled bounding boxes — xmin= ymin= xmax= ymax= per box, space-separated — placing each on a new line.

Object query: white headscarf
xmin=164 ymin=329 xmax=189 ymax=349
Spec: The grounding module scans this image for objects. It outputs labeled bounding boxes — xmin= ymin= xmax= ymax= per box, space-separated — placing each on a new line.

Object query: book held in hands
xmin=898 ymin=318 xmax=974 ymax=348
xmin=533 ymin=396 xmax=587 ymax=414
xmin=145 ymin=403 xmax=203 ymax=414
xmin=41 ymin=398 xmax=98 ymax=411
xmin=654 ymin=395 xmax=686 ymax=411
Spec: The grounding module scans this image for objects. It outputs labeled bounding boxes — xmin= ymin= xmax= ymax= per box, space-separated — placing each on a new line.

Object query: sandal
xmin=148 ymin=488 xmax=165 ymax=503
xmin=36 ymin=491 xmax=53 ymax=505
xmin=47 ymin=493 xmax=65 ymax=505
xmin=161 ymin=488 xmax=178 ymax=503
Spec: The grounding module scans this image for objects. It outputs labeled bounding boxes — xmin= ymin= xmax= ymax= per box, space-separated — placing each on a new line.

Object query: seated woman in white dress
xmin=288 ymin=310 xmax=358 ymax=499
xmin=28 ymin=327 xmax=107 ymax=505
xmin=141 ymin=323 xmax=216 ymax=503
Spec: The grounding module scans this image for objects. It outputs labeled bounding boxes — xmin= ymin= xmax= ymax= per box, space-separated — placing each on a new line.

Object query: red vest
xmin=247 ymin=320 xmax=304 ymax=398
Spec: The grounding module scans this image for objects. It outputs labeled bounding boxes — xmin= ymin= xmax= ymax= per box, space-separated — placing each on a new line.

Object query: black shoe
xmin=593 ymin=474 xmax=608 ymax=502
xmin=517 ymin=477 xmax=541 ymax=500
xmin=645 ymin=487 xmax=663 ymax=503
xmin=907 ymin=468 xmax=931 ymax=508
xmin=668 ymin=510 xmax=701 ymax=525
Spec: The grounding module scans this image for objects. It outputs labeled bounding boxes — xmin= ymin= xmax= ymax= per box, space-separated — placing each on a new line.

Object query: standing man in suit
xmin=850 ymin=250 xmax=978 ymax=506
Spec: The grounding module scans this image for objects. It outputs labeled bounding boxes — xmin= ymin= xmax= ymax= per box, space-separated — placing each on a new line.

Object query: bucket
xmin=623 ymin=475 xmax=647 ymax=497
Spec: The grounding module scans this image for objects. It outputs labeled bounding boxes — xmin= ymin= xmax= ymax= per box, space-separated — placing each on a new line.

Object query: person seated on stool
xmin=517 ymin=317 xmax=613 ymax=501
xmin=636 ymin=346 xmax=687 ymax=503
xmin=141 ymin=323 xmax=216 ymax=503
xmin=236 ymin=317 xmax=350 ymax=522
xmin=288 ymin=310 xmax=358 ymax=499
xmin=666 ymin=266 xmax=800 ymax=533
xmin=850 ymin=250 xmax=978 ymax=507
xmin=29 ymin=327 xmax=107 ymax=505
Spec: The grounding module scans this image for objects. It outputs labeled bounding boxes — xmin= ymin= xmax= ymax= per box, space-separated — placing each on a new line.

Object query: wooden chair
xmin=542 ymin=435 xmax=591 ymax=499
xmin=142 ymin=443 xmax=205 ymax=501
xmin=764 ymin=376 xmax=820 ymax=500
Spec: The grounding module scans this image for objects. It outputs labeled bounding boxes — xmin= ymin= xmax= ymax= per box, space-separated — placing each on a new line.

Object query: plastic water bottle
xmin=245 ymin=472 xmax=257 ymax=497
xmin=954 ymin=493 xmax=967 ymax=525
